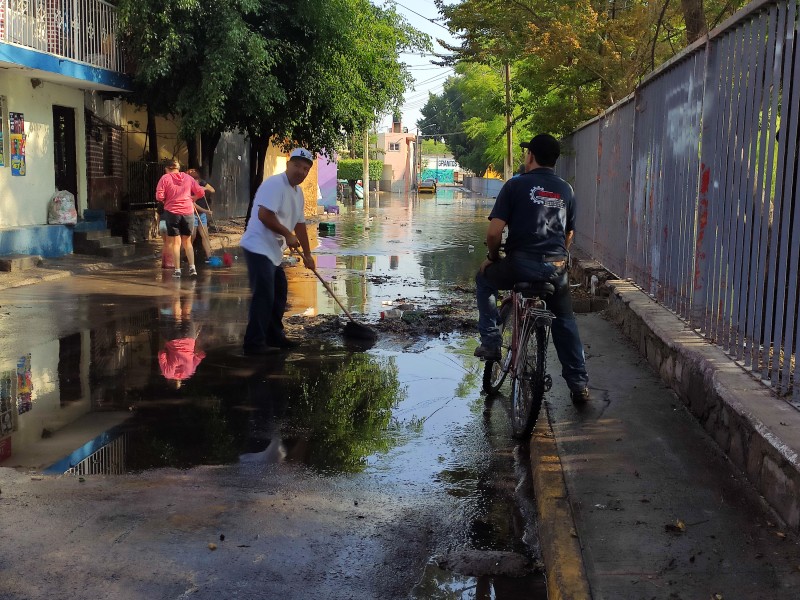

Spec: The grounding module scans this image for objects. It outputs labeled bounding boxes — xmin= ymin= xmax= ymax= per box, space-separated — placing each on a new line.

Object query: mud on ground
xmin=285 ymin=284 xmax=479 ymax=344
xmin=284 ymin=283 xmax=596 ymax=346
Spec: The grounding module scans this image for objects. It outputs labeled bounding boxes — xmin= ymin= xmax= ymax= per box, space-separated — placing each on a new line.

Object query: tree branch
xmin=651 ymin=0 xmax=672 ymax=72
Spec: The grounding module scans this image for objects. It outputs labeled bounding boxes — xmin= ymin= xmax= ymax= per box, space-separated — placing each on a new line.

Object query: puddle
xmin=411 ymin=563 xmax=546 ymax=599
xmin=0 ymin=189 xmax=546 ymax=595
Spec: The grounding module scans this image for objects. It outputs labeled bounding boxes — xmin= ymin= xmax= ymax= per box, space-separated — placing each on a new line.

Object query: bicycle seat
xmin=513 ymin=281 xmax=555 ymax=298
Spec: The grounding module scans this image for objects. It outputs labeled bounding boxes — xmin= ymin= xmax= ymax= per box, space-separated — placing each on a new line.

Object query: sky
xmin=377 ymin=0 xmax=458 ymax=134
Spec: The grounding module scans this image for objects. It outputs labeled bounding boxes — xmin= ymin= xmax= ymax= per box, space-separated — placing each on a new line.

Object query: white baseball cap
xmin=289 ymin=148 xmax=314 ymax=164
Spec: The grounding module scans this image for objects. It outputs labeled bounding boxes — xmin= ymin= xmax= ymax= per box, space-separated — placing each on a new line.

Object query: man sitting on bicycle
xmin=474 ymin=134 xmax=590 ymax=404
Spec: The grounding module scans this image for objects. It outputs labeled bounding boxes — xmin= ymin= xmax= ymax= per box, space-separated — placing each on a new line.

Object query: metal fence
xmin=558 ymin=0 xmax=800 ymax=405
xmin=1 ymin=0 xmax=123 ymax=71
xmin=65 ymin=433 xmax=126 ymax=476
xmin=125 ymin=161 xmax=162 ymax=210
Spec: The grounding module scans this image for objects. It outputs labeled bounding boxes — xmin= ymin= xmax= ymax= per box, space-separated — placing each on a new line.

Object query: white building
xmin=0 ymin=0 xmax=130 ymax=256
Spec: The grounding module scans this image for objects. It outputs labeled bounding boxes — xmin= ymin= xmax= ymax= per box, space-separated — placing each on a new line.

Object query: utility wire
xmin=394 ymin=0 xmax=452 ymax=32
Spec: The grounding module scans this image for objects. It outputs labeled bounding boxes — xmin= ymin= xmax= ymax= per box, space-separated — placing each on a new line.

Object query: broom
xmin=293 ymin=250 xmax=377 ymax=341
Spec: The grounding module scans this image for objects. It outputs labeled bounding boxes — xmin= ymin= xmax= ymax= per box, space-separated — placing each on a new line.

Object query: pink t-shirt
xmin=155 ymin=172 xmax=205 ymax=215
xmin=158 ymin=338 xmax=206 ymax=381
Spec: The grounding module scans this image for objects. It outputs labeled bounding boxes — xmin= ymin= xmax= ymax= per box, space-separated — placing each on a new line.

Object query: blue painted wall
xmin=0 ymin=43 xmax=131 ymax=91
xmin=0 ymin=225 xmax=73 ymax=257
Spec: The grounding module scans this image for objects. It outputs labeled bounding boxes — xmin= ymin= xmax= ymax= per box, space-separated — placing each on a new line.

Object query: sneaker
xmin=474 ymin=345 xmax=501 ymax=361
xmin=570 ymin=388 xmax=590 ymax=404
xmin=189 ymin=265 xmax=198 ymax=277
xmin=173 ymin=269 xmax=181 ymax=278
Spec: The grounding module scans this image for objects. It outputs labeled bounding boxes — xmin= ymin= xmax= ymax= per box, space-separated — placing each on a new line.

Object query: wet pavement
xmin=0 ymin=189 xmax=548 ymax=598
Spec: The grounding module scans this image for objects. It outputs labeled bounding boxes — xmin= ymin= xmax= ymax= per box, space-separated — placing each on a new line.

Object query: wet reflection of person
xmin=158 ymin=284 xmax=206 ymax=389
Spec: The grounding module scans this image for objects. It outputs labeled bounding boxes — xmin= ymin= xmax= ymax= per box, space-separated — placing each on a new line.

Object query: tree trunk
xmin=201 ymin=130 xmax=221 ymax=178
xmin=186 ymin=135 xmax=199 ymax=169
xmin=246 ymin=133 xmax=270 ymax=224
xmin=146 ymin=106 xmax=158 ymax=163
xmin=681 ymin=0 xmax=706 ymax=43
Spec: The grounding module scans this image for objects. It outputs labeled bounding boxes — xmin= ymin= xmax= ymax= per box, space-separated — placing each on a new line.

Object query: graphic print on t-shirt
xmin=527 ymin=185 xmax=567 ymax=240
xmin=529 ymin=186 xmax=565 ymax=209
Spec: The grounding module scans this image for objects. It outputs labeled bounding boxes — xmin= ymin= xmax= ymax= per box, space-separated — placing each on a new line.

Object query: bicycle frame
xmin=508 ymin=292 xmax=553 ymax=382
xmin=483 ymin=283 xmax=555 ymax=438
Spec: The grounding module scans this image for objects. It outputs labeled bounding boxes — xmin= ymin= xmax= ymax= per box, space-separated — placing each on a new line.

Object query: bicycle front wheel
xmin=510 ymin=323 xmax=547 ymax=439
xmin=483 ymin=300 xmax=513 ymax=394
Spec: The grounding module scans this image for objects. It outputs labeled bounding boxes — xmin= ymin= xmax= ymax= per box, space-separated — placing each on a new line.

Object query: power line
xmin=394 ymin=0 xmax=451 ymax=32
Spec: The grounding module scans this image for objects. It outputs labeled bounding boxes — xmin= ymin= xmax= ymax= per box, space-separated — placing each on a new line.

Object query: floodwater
xmin=0 ymin=188 xmax=547 ymax=598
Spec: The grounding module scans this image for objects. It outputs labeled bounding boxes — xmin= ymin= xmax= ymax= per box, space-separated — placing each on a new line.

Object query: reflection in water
xmin=109 ymin=348 xmax=405 ymax=473
xmin=124 ymin=397 xmax=243 ymax=470
xmin=306 ymin=191 xmax=490 ymax=315
xmin=157 ymin=283 xmax=205 ymax=389
xmin=283 ymin=352 xmax=406 ymax=473
xmin=410 ymin=563 xmax=546 ymax=600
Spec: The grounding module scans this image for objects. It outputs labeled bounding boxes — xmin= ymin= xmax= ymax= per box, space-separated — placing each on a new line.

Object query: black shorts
xmin=163 ymin=210 xmax=194 ymax=237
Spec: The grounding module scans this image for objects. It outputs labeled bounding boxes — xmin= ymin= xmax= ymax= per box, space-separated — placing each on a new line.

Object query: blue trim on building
xmin=0 ymin=224 xmax=74 ymax=257
xmin=0 ymin=42 xmax=131 ymax=91
xmin=43 ymin=427 xmax=123 ymax=474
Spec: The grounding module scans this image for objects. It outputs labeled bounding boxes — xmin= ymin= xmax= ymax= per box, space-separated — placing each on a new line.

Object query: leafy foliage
xmin=338 ymin=159 xmax=383 ymax=182
xmin=118 ymin=0 xmax=430 ymax=187
xmin=424 ymin=0 xmax=750 ymax=174
xmin=288 ymin=354 xmax=407 ymax=474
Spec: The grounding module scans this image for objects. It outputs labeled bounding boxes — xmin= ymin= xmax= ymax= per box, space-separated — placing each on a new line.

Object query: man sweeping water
xmin=240 ymin=148 xmax=316 ymax=355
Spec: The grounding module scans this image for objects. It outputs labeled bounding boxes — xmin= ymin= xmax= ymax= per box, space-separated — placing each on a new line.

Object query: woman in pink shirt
xmin=155 ymin=159 xmax=205 ymax=277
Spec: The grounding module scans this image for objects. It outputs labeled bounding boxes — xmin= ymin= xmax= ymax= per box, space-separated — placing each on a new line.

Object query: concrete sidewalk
xmin=533 ymin=305 xmax=800 ymax=599
xmin=0 ymin=228 xmax=243 ymax=293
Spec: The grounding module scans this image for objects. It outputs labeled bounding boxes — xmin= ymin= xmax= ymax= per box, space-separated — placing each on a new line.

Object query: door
xmin=53 ymin=105 xmax=78 ymax=202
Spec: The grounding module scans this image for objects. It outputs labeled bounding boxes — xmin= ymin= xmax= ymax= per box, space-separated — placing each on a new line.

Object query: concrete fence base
xmin=606 ymin=280 xmax=800 ymax=529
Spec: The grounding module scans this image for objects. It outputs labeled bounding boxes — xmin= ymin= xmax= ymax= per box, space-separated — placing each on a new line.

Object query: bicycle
xmin=481 ymin=280 xmax=556 ymax=439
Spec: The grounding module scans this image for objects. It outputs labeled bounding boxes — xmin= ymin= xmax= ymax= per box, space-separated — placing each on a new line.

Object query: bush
xmin=338 ymin=159 xmax=383 ymax=182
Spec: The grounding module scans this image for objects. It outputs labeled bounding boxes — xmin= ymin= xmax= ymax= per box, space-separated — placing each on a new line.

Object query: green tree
xmin=423 ymin=0 xmax=750 ymax=173
xmin=118 ymin=0 xmax=429 ymax=199
xmin=337 ymin=159 xmax=383 ymax=201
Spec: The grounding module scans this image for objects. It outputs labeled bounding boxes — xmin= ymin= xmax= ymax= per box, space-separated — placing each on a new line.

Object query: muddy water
xmin=0 ymin=189 xmax=546 ymax=597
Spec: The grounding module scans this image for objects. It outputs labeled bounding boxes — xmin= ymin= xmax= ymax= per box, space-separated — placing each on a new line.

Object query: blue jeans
xmin=243 ymin=249 xmax=288 ymax=350
xmin=476 ymin=256 xmax=588 ymax=392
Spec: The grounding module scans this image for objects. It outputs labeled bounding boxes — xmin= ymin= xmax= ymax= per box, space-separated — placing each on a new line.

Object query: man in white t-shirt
xmin=240 ymin=148 xmax=316 ymax=354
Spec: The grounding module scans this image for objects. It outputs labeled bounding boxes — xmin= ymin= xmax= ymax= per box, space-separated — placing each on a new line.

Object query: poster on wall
xmin=16 ymin=354 xmax=32 ymax=415
xmin=9 ymin=112 xmax=25 ymax=176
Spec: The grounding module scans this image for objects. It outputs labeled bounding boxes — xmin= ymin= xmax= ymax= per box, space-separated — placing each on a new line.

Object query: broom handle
xmin=311 ymin=266 xmax=357 ymax=323
xmin=292 ymin=249 xmax=356 ymax=322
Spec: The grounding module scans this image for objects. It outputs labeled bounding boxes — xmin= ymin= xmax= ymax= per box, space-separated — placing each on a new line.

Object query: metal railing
xmin=1 ymin=0 xmax=122 ymax=72
xmin=125 ymin=161 xmax=161 ymax=210
xmin=65 ymin=433 xmax=126 ymax=475
xmin=557 ymin=0 xmax=800 ymax=406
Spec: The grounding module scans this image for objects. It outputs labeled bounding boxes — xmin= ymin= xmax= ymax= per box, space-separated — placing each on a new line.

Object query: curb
xmin=530 ymin=403 xmax=592 ymax=600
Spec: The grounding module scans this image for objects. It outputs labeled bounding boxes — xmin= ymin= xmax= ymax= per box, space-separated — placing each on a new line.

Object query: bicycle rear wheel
xmin=510 ymin=322 xmax=547 ymax=439
xmin=482 ymin=300 xmax=513 ymax=394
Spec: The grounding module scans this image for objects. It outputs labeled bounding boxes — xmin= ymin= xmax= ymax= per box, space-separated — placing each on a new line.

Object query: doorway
xmin=53 ymin=105 xmax=78 ymax=203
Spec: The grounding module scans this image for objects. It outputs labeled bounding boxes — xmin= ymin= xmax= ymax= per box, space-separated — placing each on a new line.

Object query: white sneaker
xmin=173 ymin=269 xmax=181 ymax=278
xmin=189 ymin=265 xmax=198 ymax=277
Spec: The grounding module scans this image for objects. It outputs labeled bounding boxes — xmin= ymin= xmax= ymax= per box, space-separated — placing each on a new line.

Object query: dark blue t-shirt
xmin=489 ymin=167 xmax=576 ymax=257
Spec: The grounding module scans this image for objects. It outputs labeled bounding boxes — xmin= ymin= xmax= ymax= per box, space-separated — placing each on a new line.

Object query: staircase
xmin=72 ymin=210 xmax=135 ymax=259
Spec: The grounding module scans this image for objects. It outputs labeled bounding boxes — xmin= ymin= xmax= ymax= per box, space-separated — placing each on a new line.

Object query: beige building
xmin=376 ymin=118 xmax=416 ymax=193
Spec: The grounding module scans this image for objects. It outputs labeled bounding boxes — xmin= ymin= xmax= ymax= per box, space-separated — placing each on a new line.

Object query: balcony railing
xmin=0 ymin=0 xmax=123 ymax=72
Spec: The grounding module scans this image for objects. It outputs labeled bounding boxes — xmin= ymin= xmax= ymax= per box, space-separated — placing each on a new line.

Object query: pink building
xmin=377 ymin=118 xmax=416 ymax=193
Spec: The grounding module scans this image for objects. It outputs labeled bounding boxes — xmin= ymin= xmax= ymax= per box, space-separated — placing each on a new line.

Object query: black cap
xmin=520 ymin=134 xmax=560 ymax=167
